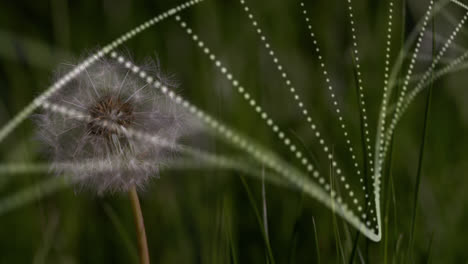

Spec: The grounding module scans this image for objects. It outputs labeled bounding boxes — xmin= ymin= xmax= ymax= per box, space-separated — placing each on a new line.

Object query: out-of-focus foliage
xmin=1 ymin=0 xmax=468 ymax=263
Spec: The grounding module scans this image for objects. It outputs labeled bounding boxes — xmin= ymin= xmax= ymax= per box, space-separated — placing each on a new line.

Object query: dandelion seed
xmin=35 ymin=55 xmax=186 ymax=195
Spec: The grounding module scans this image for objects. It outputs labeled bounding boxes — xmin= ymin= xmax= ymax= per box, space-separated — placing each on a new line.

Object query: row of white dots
xmin=374 ymin=1 xmax=395 ymax=214
xmin=42 ymin=93 xmax=380 ymax=238
xmin=300 ymin=3 xmax=374 ymax=220
xmin=241 ymin=0 xmax=379 ymax=222
xmin=39 ymin=100 xmax=257 ymax=175
xmin=345 ymin=0 xmax=377 ymax=224
xmin=0 ymin=0 xmax=204 ymax=144
xmin=175 ymin=14 xmax=371 ymax=221
xmin=175 ymin=18 xmax=327 ymax=186
xmin=376 ymin=2 xmax=433 ymax=208
xmin=111 ymin=52 xmax=315 ymax=187
xmin=345 ymin=0 xmax=375 ymax=180
xmin=384 ymin=9 xmax=468 ymax=159
xmin=110 ymin=52 xmax=380 ymax=229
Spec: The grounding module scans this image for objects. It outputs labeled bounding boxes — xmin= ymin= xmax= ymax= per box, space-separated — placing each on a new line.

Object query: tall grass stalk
xmin=348 ymin=231 xmax=360 ymax=264
xmin=312 ymin=217 xmax=321 ymax=264
xmin=351 ymin=50 xmax=371 ymax=264
xmin=384 ymin=1 xmax=406 ymax=260
xmin=261 ymin=170 xmax=270 ymax=264
xmin=424 ymin=232 xmax=435 ymax=264
xmin=223 ymin=195 xmax=239 ymax=264
xmin=407 ymin=13 xmax=435 ymax=264
xmin=329 ymin=154 xmax=346 ymax=264
xmin=239 ymin=176 xmax=276 ymax=264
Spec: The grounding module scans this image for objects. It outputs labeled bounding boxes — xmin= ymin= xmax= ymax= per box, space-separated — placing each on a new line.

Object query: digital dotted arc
xmin=409 ymin=49 xmax=468 ymax=97
xmin=237 ymin=0 xmax=374 ymax=220
xmin=38 ymin=100 xmax=277 ymax=184
xmin=370 ymin=0 xmax=396 ymax=235
xmin=174 ymin=15 xmax=379 ymax=227
xmin=384 ymin=9 xmax=468 ymax=159
xmin=173 ymin=18 xmax=319 ymax=189
xmin=375 ymin=0 xmax=438 ymax=183
xmin=383 ymin=1 xmax=434 ymax=159
xmin=0 ymin=0 xmax=205 ymax=145
xmin=108 ymin=52 xmax=385 ymax=241
xmin=300 ymin=2 xmax=377 ymax=222
xmin=452 ymin=0 xmax=468 ymax=11
xmin=345 ymin=0 xmax=375 ymax=178
xmin=399 ymin=10 xmax=468 ymax=119
xmin=109 ymin=52 xmax=307 ymax=185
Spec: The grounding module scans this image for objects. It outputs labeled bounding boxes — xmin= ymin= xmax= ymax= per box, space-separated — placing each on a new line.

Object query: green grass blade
xmin=223 ymin=195 xmax=239 ymax=264
xmin=423 ymin=232 xmax=435 ymax=264
xmin=348 ymin=232 xmax=360 ymax=264
xmin=408 ymin=13 xmax=435 ymax=263
xmin=102 ymin=202 xmax=139 ymax=264
xmin=329 ymin=154 xmax=346 ymax=263
xmin=287 ymin=187 xmax=305 ymax=264
xmin=351 ymin=53 xmax=369 ymax=188
xmin=312 ymin=217 xmax=321 ymax=264
xmin=239 ymin=175 xmax=276 ymax=264
xmin=0 ymin=176 xmax=68 ymax=215
xmin=384 ymin=0 xmax=406 ymax=259
xmin=383 ymin=138 xmax=395 ymax=264
xmin=261 ymin=169 xmax=271 ymax=264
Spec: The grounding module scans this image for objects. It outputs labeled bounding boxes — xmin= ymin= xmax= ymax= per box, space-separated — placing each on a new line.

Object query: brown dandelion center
xmin=87 ymin=96 xmax=135 ymax=137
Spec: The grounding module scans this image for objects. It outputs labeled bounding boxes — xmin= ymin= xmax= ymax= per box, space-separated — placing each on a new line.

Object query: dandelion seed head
xmin=36 ymin=55 xmax=187 ymax=194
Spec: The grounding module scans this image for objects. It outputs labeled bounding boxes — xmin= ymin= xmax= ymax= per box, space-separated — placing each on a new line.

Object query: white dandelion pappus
xmin=36 ymin=56 xmax=186 ymax=194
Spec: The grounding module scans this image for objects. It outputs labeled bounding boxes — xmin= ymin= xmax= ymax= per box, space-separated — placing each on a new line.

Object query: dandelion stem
xmin=129 ymin=185 xmax=150 ymax=264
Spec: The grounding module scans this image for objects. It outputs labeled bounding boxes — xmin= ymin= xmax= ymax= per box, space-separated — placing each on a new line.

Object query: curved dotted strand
xmin=452 ymin=0 xmax=468 ymax=10
xmin=415 ymin=50 xmax=468 ymax=92
xmin=175 ymin=16 xmax=376 ymax=225
xmin=384 ymin=10 xmax=468 ymax=160
xmin=372 ymin=0 xmax=396 ymax=234
xmin=110 ymin=52 xmax=320 ymax=184
xmin=110 ymin=51 xmax=383 ymax=240
xmin=0 ymin=0 xmax=205 ymax=145
xmin=38 ymin=101 xmax=285 ymax=185
xmin=382 ymin=1 xmax=434 ymax=159
xmin=174 ymin=18 xmax=323 ymax=192
xmin=399 ymin=12 xmax=468 ymax=119
xmin=109 ymin=53 xmax=310 ymax=186
xmin=238 ymin=0 xmax=372 ymax=221
xmin=300 ymin=2 xmax=374 ymax=222
xmin=345 ymin=0 xmax=375 ymax=178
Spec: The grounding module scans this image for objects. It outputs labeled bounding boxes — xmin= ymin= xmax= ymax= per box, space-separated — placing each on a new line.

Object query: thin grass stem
xmin=129 ymin=185 xmax=150 ymax=264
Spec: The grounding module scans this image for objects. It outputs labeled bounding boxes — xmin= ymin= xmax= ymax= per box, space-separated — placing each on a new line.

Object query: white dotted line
xmin=375 ymin=2 xmax=434 ymax=233
xmin=452 ymin=0 xmax=468 ymax=11
xmin=384 ymin=1 xmax=433 ymax=155
xmin=384 ymin=9 xmax=468 ymax=158
xmin=417 ymin=50 xmax=468 ymax=91
xmin=370 ymin=0 xmax=396 ymax=235
xmin=109 ymin=53 xmax=386 ymax=240
xmin=38 ymin=100 xmax=270 ymax=179
xmin=377 ymin=0 xmax=395 ymax=159
xmin=400 ymin=11 xmax=468 ymax=118
xmin=41 ymin=101 xmax=177 ymax=150
xmin=380 ymin=1 xmax=435 ymax=160
xmin=174 ymin=16 xmax=373 ymax=223
xmin=110 ymin=52 xmax=313 ymax=186
xmin=238 ymin=0 xmax=368 ymax=216
xmin=0 ymin=0 xmax=204 ymax=145
xmin=300 ymin=3 xmax=374 ymax=220
xmin=174 ymin=18 xmax=320 ymax=187
xmin=345 ymin=0 xmax=375 ymax=178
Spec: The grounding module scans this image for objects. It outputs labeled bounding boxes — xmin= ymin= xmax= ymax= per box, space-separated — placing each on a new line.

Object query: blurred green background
xmin=1 ymin=0 xmax=468 ymax=263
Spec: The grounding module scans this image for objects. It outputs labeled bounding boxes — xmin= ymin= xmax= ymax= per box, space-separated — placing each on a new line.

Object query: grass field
xmin=1 ymin=0 xmax=468 ymax=263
